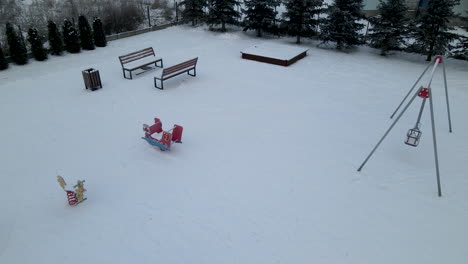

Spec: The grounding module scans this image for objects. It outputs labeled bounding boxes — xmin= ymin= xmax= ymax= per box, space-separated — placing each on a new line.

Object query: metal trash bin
xmin=82 ymin=68 xmax=102 ymax=90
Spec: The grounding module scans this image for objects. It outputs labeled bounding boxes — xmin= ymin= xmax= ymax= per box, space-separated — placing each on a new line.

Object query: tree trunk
xmin=257 ymin=28 xmax=262 ymax=37
xmin=427 ymin=41 xmax=434 ymax=61
xmin=296 ymin=35 xmax=300 ymax=44
xmin=222 ymin=21 xmax=226 ymax=32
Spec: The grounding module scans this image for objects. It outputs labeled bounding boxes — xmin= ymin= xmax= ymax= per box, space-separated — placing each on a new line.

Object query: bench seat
xmin=154 ymin=57 xmax=198 ymax=90
xmin=119 ymin=47 xmax=163 ymax=79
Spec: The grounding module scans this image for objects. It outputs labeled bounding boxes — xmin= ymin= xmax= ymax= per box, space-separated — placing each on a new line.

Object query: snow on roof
xmin=241 ymin=43 xmax=308 ymax=61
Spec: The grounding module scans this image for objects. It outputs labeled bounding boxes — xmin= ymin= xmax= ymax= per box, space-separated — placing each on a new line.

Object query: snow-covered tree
xmin=0 ymin=43 xmax=8 ymax=70
xmin=27 ymin=27 xmax=48 ymax=61
xmin=5 ymin=23 xmax=28 ymax=65
xmin=93 ymin=17 xmax=107 ymax=47
xmin=48 ymin=21 xmax=64 ymax=55
xmin=410 ymin=0 xmax=460 ymax=61
xmin=320 ymin=0 xmax=364 ymax=50
xmin=78 ymin=15 xmax=95 ymax=50
xmin=282 ymin=0 xmax=324 ymax=43
xmin=242 ymin=0 xmax=279 ymax=37
xmin=180 ymin=0 xmax=206 ymax=26
xmin=206 ymin=0 xmax=240 ymax=32
xmin=63 ymin=19 xmax=81 ymax=53
xmin=367 ymin=0 xmax=408 ymax=55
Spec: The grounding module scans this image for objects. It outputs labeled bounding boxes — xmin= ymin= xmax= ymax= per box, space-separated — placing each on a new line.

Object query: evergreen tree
xmin=5 ymin=23 xmax=28 ymax=65
xmin=367 ymin=0 xmax=408 ymax=55
xmin=282 ymin=0 xmax=324 ymax=43
xmin=411 ymin=0 xmax=460 ymax=61
xmin=78 ymin=15 xmax=95 ymax=50
xmin=242 ymin=0 xmax=279 ymax=37
xmin=320 ymin=0 xmax=364 ymax=50
xmin=206 ymin=0 xmax=240 ymax=32
xmin=62 ymin=19 xmax=81 ymax=53
xmin=48 ymin=20 xmax=64 ymax=55
xmin=27 ymin=27 xmax=48 ymax=61
xmin=180 ymin=0 xmax=206 ymax=26
xmin=0 ymin=43 xmax=8 ymax=70
xmin=93 ymin=17 xmax=107 ymax=47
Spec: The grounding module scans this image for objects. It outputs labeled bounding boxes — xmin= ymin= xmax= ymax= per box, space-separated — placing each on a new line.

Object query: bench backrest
xmin=163 ymin=57 xmax=198 ymax=77
xmin=119 ymin=47 xmax=155 ymax=65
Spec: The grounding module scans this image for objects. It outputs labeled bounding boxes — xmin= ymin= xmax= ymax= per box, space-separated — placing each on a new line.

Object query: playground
xmin=1 ymin=26 xmax=468 ymax=264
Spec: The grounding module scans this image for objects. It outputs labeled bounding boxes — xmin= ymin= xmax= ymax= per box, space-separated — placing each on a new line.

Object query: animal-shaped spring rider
xmin=142 ymin=117 xmax=183 ymax=151
xmin=57 ymin=176 xmax=87 ymax=206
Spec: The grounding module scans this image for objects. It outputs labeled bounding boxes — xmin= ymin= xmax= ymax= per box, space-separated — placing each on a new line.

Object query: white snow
xmin=1 ymin=26 xmax=468 ymax=264
xmin=241 ymin=43 xmax=308 ymax=60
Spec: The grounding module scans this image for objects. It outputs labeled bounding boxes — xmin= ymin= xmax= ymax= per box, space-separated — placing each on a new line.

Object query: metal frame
xmin=357 ymin=56 xmax=452 ymax=197
xmin=122 ymin=60 xmax=163 ymax=80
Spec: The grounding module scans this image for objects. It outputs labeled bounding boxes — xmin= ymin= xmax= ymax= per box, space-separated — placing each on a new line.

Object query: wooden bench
xmin=154 ymin=57 xmax=198 ymax=90
xmin=119 ymin=47 xmax=163 ymax=79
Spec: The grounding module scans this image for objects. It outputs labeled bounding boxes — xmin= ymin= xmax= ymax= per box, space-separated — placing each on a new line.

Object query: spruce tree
xmin=180 ymin=0 xmax=206 ymax=26
xmin=367 ymin=0 xmax=408 ymax=55
xmin=93 ymin=17 xmax=107 ymax=47
xmin=206 ymin=0 xmax=240 ymax=32
xmin=5 ymin=23 xmax=29 ymax=65
xmin=282 ymin=0 xmax=324 ymax=43
xmin=411 ymin=0 xmax=460 ymax=61
xmin=243 ymin=0 xmax=279 ymax=37
xmin=48 ymin=20 xmax=64 ymax=55
xmin=78 ymin=15 xmax=95 ymax=50
xmin=62 ymin=19 xmax=81 ymax=53
xmin=0 ymin=43 xmax=8 ymax=70
xmin=320 ymin=0 xmax=364 ymax=50
xmin=27 ymin=27 xmax=48 ymax=61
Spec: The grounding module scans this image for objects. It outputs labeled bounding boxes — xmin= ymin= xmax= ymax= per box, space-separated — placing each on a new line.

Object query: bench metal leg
xmin=154 ymin=78 xmax=163 ymax=90
xmin=188 ymin=67 xmax=196 ymax=77
xmin=123 ymin=69 xmax=133 ymax=79
xmin=155 ymin=60 xmax=163 ymax=68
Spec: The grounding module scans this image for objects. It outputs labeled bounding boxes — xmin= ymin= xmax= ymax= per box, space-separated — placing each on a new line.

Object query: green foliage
xmin=242 ymin=0 xmax=279 ymax=37
xmin=27 ymin=27 xmax=48 ymax=61
xmin=0 ymin=43 xmax=8 ymax=70
xmin=5 ymin=23 xmax=28 ymax=65
xmin=410 ymin=0 xmax=460 ymax=61
xmin=282 ymin=0 xmax=324 ymax=43
xmin=78 ymin=15 xmax=95 ymax=50
xmin=180 ymin=0 xmax=206 ymax=26
xmin=48 ymin=20 xmax=64 ymax=55
xmin=320 ymin=0 xmax=365 ymax=50
xmin=62 ymin=19 xmax=81 ymax=53
xmin=93 ymin=17 xmax=107 ymax=47
xmin=206 ymin=0 xmax=240 ymax=32
xmin=367 ymin=0 xmax=408 ymax=55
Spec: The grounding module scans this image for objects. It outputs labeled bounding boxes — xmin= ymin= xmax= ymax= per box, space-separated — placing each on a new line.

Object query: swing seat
xmin=405 ymin=128 xmax=422 ymax=147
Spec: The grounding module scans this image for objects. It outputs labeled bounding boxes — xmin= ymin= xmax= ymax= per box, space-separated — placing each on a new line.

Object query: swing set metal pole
xmin=442 ymin=61 xmax=453 ymax=133
xmin=390 ymin=62 xmax=432 ymax=119
xmin=357 ymin=86 xmax=424 ymax=172
xmin=428 ymin=85 xmax=442 ymax=197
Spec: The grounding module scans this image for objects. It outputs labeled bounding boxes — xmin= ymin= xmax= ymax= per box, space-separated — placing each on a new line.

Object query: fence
xmin=4 ymin=21 xmax=184 ymax=64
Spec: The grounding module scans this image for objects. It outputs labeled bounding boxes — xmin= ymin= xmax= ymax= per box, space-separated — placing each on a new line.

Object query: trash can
xmin=82 ymin=68 xmax=102 ymax=90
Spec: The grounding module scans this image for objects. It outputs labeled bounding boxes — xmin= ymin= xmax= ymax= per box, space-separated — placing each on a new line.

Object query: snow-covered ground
xmin=1 ymin=26 xmax=468 ymax=264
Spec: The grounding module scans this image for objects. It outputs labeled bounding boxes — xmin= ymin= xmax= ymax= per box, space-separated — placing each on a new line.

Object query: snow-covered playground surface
xmin=1 ymin=26 xmax=468 ymax=264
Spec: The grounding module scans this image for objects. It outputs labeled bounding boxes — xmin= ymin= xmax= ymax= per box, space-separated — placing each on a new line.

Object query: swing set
xmin=357 ymin=56 xmax=453 ymax=197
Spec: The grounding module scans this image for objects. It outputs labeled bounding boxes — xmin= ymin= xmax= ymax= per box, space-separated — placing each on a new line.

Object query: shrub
xmin=48 ymin=21 xmax=64 ymax=55
xmin=27 ymin=27 xmax=48 ymax=61
xmin=5 ymin=23 xmax=28 ymax=65
xmin=78 ymin=15 xmax=95 ymax=50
